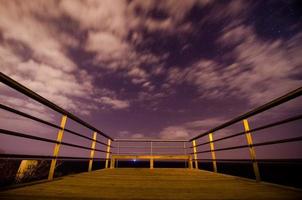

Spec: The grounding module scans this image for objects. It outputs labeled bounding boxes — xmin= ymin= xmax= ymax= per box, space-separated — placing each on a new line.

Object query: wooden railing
xmin=1 ymin=71 xmax=301 ymax=184
xmin=188 ymin=87 xmax=302 ymax=182
xmin=110 ymin=138 xmax=190 ymax=168
xmin=0 ymin=72 xmax=113 ymax=181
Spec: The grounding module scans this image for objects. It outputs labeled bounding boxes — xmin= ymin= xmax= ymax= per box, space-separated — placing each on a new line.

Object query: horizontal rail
xmin=195 ymin=158 xmax=302 ymax=163
xmin=114 ymin=138 xmax=188 ymax=142
xmin=0 ymin=104 xmax=113 ymax=147
xmin=0 ymin=128 xmax=110 ymax=153
xmin=0 ymin=154 xmax=109 ymax=161
xmin=2 ymin=154 xmax=300 ymax=164
xmin=190 ymin=87 xmax=302 ymax=141
xmin=193 ymin=136 xmax=302 ymax=154
xmin=0 ymin=72 xmax=113 ymax=140
xmin=118 ymin=146 xmax=187 ymax=149
xmin=190 ymin=114 xmax=302 ymax=148
xmin=113 ymin=153 xmax=190 ymax=156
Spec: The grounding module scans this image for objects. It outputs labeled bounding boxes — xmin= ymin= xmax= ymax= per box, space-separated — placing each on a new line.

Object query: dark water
xmin=1 ymin=160 xmax=301 ymax=189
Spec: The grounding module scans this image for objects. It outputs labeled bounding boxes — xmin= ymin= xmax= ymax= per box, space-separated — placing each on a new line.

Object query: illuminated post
xmin=110 ymin=157 xmax=115 ymax=169
xmin=48 ymin=115 xmax=67 ymax=180
xmin=150 ymin=158 xmax=154 ymax=169
xmin=208 ymin=133 xmax=217 ymax=173
xmin=189 ymin=155 xmax=193 ymax=169
xmin=88 ymin=132 xmax=97 ymax=172
xmin=192 ymin=140 xmax=198 ymax=169
xmin=150 ymin=141 xmax=154 ymax=169
xmin=116 ymin=141 xmax=119 ymax=168
xmin=243 ymin=119 xmax=261 ymax=182
xmin=184 ymin=142 xmax=187 ymax=168
xmin=105 ymin=139 xmax=111 ymax=168
xmin=15 ymin=160 xmax=38 ymax=182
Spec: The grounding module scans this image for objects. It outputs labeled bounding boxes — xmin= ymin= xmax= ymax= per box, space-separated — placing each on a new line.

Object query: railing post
xmin=88 ymin=131 xmax=97 ymax=172
xmin=192 ymin=140 xmax=198 ymax=169
xmin=243 ymin=119 xmax=261 ymax=182
xmin=110 ymin=157 xmax=115 ymax=169
xmin=15 ymin=160 xmax=38 ymax=182
xmin=150 ymin=141 xmax=153 ymax=156
xmin=189 ymin=155 xmax=193 ymax=169
xmin=116 ymin=141 xmax=119 ymax=168
xmin=48 ymin=114 xmax=67 ymax=180
xmin=150 ymin=158 xmax=154 ymax=169
xmin=105 ymin=139 xmax=111 ymax=168
xmin=184 ymin=142 xmax=187 ymax=168
xmin=208 ymin=133 xmax=217 ymax=173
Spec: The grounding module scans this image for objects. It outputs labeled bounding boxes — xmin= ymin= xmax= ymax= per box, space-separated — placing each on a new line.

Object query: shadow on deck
xmin=1 ymin=169 xmax=302 ymax=200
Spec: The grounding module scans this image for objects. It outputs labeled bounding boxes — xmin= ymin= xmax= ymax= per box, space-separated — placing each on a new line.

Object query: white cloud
xmin=0 ymin=1 xmax=98 ymax=116
xmin=127 ymin=0 xmax=196 ymax=33
xmin=159 ymin=126 xmax=190 ymax=139
xmin=131 ymin=133 xmax=145 ymax=139
xmin=184 ymin=118 xmax=226 ymax=129
xmin=1 ymin=57 xmax=94 ymax=115
xmin=97 ymin=97 xmax=130 ymax=110
xmin=165 ymin=26 xmax=302 ymax=107
xmin=0 ymin=1 xmax=76 ymax=72
xmin=159 ymin=116 xmax=234 ymax=140
xmin=1 ymin=0 xmax=301 ymax=142
xmin=59 ymin=0 xmax=128 ymax=37
xmin=117 ymin=131 xmax=146 ymax=139
xmin=86 ymin=31 xmax=129 ymax=66
xmin=217 ymin=25 xmax=302 ymax=105
xmin=0 ymin=95 xmax=55 ymax=122
xmin=0 ymin=0 xmax=169 ymax=116
xmin=86 ymin=31 xmax=127 ymax=54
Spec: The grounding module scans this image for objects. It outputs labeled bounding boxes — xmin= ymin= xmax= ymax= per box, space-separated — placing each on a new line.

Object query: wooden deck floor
xmin=1 ymin=168 xmax=301 ymax=200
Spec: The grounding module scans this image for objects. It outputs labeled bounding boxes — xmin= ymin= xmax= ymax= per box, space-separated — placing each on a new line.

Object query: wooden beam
xmin=110 ymin=158 xmax=115 ymax=169
xmin=48 ymin=115 xmax=67 ymax=180
xmin=105 ymin=139 xmax=111 ymax=168
xmin=183 ymin=142 xmax=187 ymax=168
xmin=111 ymin=155 xmax=191 ymax=160
xmin=192 ymin=140 xmax=198 ymax=169
xmin=150 ymin=158 xmax=154 ymax=169
xmin=15 ymin=160 xmax=38 ymax=182
xmin=189 ymin=156 xmax=193 ymax=169
xmin=243 ymin=119 xmax=261 ymax=182
xmin=88 ymin=132 xmax=97 ymax=172
xmin=209 ymin=133 xmax=217 ymax=173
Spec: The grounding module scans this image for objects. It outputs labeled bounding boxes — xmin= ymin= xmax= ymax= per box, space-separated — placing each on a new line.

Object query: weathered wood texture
xmin=1 ymin=169 xmax=301 ymax=200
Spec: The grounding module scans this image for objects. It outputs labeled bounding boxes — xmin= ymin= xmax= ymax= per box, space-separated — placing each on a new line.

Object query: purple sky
xmin=0 ymin=0 xmax=302 ymax=159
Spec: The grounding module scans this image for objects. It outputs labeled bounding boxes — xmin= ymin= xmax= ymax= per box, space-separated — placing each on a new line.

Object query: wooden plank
xmin=1 ymin=169 xmax=301 ymax=200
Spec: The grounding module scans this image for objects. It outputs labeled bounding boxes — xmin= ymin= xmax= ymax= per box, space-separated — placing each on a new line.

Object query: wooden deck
xmin=1 ymin=168 xmax=301 ymax=200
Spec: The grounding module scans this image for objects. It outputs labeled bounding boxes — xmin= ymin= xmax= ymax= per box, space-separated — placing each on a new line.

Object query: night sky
xmin=0 ymin=0 xmax=302 ymax=158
